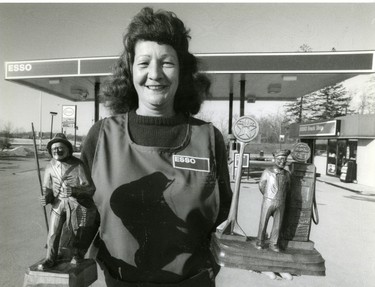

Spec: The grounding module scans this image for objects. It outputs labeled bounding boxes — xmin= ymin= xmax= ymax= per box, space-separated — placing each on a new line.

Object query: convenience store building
xmin=290 ymin=114 xmax=375 ymax=187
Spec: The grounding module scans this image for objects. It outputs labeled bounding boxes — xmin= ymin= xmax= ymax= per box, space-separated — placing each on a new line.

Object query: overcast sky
xmin=1 ymin=2 xmax=374 ymax=135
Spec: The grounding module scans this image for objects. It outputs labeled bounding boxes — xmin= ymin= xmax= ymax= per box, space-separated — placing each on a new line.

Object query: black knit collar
xmin=128 ymin=110 xmax=188 ymax=126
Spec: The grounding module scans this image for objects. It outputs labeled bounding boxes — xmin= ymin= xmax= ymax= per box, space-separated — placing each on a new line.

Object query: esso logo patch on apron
xmin=172 ymin=155 xmax=210 ymax=172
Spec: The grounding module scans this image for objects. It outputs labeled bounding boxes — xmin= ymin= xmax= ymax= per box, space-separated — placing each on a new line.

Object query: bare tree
xmin=298 ymin=44 xmax=313 ymax=52
xmin=352 ymin=75 xmax=375 ymax=114
xmin=254 ymin=113 xmax=288 ymax=143
xmin=0 ymin=121 xmax=13 ymax=150
xmin=195 ymin=109 xmax=231 ymax=143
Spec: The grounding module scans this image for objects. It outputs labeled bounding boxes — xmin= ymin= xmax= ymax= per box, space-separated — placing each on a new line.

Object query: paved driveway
xmin=216 ymin=180 xmax=375 ymax=287
xmin=1 ymin=157 xmax=374 ymax=287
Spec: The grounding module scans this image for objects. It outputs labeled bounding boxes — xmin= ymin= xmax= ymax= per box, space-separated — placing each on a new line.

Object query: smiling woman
xmin=102 ymin=7 xmax=202 ymax=116
xmin=133 ymin=41 xmax=180 ymax=117
xmin=80 ymin=7 xmax=233 ymax=287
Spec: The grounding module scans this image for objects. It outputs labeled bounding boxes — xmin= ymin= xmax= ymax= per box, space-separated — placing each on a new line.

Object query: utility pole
xmin=49 ymin=112 xmax=57 ymax=139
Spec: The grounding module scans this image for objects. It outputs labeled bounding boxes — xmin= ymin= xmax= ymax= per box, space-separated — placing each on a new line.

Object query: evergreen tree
xmin=283 ymin=82 xmax=353 ymax=123
xmin=308 ymin=83 xmax=353 ymax=120
xmin=283 ymin=96 xmax=311 ymax=123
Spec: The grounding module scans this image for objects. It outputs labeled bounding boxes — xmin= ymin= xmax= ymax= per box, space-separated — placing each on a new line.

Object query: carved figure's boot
xmin=255 ymin=240 xmax=265 ymax=250
xmin=70 ymin=248 xmax=84 ymax=265
xmin=269 ymin=243 xmax=281 ymax=252
xmin=37 ymin=258 xmax=55 ymax=271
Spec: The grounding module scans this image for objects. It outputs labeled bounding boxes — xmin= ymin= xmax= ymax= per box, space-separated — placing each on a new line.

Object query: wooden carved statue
xmin=256 ymin=149 xmax=291 ymax=252
xmin=38 ymin=133 xmax=95 ymax=271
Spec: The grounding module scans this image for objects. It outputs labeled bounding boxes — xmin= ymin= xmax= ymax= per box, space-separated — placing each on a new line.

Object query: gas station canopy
xmin=5 ymin=51 xmax=375 ymax=103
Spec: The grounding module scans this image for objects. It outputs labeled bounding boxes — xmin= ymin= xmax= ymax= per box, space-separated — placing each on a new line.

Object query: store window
xmin=341 ymin=140 xmax=357 ymax=182
xmin=347 ymin=140 xmax=357 ymax=161
xmin=327 ymin=139 xmax=337 ymax=176
xmin=315 ymin=139 xmax=327 ymax=156
xmin=325 ymin=139 xmax=357 ymax=177
xmin=337 ymin=140 xmax=347 ymax=175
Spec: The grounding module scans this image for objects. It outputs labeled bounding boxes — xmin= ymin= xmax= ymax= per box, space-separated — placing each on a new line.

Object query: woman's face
xmin=132 ymin=40 xmax=180 ymax=117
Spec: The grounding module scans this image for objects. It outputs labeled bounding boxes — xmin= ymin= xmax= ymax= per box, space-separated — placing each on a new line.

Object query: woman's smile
xmin=146 ymin=84 xmax=167 ymax=91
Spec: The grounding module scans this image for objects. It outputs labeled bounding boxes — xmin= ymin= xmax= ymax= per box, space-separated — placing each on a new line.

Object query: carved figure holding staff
xmin=38 ymin=133 xmax=95 ymax=270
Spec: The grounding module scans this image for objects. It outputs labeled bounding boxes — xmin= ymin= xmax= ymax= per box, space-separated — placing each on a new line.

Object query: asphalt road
xmin=1 ymin=157 xmax=374 ymax=287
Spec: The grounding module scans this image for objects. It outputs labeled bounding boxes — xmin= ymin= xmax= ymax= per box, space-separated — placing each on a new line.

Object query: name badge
xmin=172 ymin=155 xmax=210 ymax=172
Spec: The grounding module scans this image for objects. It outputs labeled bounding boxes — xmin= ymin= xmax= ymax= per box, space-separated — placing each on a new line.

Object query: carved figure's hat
xmin=273 ymin=149 xmax=291 ymax=158
xmin=47 ymin=133 xmax=73 ymax=156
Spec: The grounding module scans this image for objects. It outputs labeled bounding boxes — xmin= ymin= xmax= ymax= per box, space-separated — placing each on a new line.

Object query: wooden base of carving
xmin=23 ymin=259 xmax=97 ymax=287
xmin=210 ymin=232 xmax=325 ymax=276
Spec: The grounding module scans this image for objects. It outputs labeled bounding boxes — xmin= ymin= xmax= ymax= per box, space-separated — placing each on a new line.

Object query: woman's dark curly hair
xmin=103 ymin=7 xmax=206 ymax=115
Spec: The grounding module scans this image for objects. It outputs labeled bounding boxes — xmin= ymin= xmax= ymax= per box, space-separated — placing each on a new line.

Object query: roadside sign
xmin=62 ymin=105 xmax=76 ymax=128
xmin=234 ymin=153 xmax=250 ymax=168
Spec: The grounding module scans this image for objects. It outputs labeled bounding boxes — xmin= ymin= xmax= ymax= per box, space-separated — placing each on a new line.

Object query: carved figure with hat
xmin=256 ymin=149 xmax=291 ymax=252
xmin=38 ymin=133 xmax=95 ymax=270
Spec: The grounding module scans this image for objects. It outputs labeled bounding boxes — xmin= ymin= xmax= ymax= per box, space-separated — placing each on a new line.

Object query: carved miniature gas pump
xmin=281 ymin=142 xmax=320 ymax=250
xmin=211 ymin=137 xmax=326 ymax=277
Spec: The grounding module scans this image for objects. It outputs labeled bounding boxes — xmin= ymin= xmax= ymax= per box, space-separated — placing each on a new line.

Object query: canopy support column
xmin=240 ymin=74 xmax=246 ymax=117
xmin=94 ymin=81 xmax=100 ymax=122
xmin=228 ymin=74 xmax=234 ymax=134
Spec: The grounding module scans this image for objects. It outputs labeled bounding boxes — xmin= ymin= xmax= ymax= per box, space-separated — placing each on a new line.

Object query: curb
xmin=316 ymin=178 xmax=375 ymax=194
xmin=317 ymin=178 xmax=359 ymax=193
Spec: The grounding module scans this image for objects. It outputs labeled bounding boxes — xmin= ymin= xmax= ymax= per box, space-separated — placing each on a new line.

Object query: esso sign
xmin=174 ymin=156 xmax=196 ymax=164
xmin=8 ymin=63 xmax=32 ymax=72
